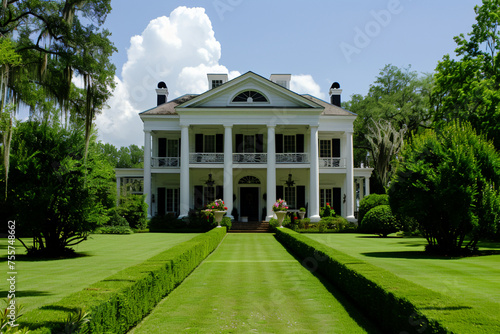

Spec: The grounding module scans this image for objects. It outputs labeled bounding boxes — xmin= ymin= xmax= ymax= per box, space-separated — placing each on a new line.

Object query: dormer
xmin=207 ymin=73 xmax=228 ymax=89
xmin=270 ymin=74 xmax=291 ymax=89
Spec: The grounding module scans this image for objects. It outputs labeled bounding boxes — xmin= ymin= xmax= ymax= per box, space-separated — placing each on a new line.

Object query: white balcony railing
xmin=233 ymin=153 xmax=267 ymax=163
xmin=190 ymin=153 xmax=224 ymax=164
xmin=276 ymin=153 xmax=309 ymax=163
xmin=151 ymin=157 xmax=180 ymax=168
xmin=319 ymin=158 xmax=345 ymax=168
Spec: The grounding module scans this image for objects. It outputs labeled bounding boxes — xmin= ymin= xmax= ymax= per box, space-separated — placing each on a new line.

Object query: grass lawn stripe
xmin=306 ymin=234 xmax=500 ymax=322
xmin=0 ymin=233 xmax=199 ymax=313
xmin=130 ymin=234 xmax=381 ymax=333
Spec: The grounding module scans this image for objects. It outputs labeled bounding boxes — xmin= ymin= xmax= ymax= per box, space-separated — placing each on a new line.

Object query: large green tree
xmin=0 ymin=0 xmax=116 ymax=149
xmin=433 ymin=0 xmax=500 ymax=149
xmin=344 ymin=64 xmax=433 ymax=192
xmin=389 ymin=121 xmax=500 ymax=255
xmin=1 ymin=120 xmax=116 ymax=257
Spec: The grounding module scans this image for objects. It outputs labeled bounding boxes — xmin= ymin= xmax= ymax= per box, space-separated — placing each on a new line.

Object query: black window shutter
xmin=158 ymin=138 xmax=167 ymax=157
xmin=216 ymin=186 xmax=224 ymax=201
xmin=332 ymin=187 xmax=342 ymax=216
xmin=194 ymin=185 xmax=203 ymax=209
xmin=297 ymin=186 xmax=306 ymax=209
xmin=216 ymin=134 xmax=224 ymax=153
xmin=235 ymin=134 xmax=244 ymax=153
xmin=275 ymin=134 xmax=283 ymax=153
xmin=256 ymin=134 xmax=264 ymax=153
xmin=195 ymin=134 xmax=204 ymax=153
xmin=276 ymin=185 xmax=284 ymax=201
xmin=157 ymin=187 xmax=166 ymax=216
xmin=296 ymin=134 xmax=304 ymax=153
xmin=333 ymin=139 xmax=341 ymax=157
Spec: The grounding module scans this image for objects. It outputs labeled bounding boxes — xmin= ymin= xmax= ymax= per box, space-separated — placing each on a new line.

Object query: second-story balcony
xmin=190 ymin=153 xmax=225 ymax=164
xmin=276 ymin=153 xmax=309 ymax=163
xmin=152 ymin=157 xmax=180 ymax=168
xmin=233 ymin=153 xmax=267 ymax=163
xmin=319 ymin=158 xmax=346 ymax=168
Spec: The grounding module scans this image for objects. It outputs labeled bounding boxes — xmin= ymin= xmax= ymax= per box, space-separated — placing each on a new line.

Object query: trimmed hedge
xmin=20 ymin=227 xmax=226 ymax=333
xmin=275 ymin=228 xmax=499 ymax=334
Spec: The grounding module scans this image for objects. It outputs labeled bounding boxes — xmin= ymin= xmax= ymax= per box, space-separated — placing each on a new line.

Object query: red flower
xmin=212 ymin=206 xmax=215 ymax=209
xmin=224 ymin=207 xmax=228 ymax=210
xmin=326 ymin=203 xmax=330 ymax=206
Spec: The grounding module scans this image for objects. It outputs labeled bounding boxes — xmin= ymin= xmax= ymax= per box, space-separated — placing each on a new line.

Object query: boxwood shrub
xmin=361 ymin=204 xmax=399 ymax=237
xmin=358 ymin=193 xmax=389 ymax=228
xmin=274 ymin=228 xmax=499 ymax=334
xmin=20 ymin=227 xmax=226 ymax=333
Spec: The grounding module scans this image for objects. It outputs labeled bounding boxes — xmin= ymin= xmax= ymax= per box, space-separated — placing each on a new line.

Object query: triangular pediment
xmin=176 ymin=71 xmax=323 ymax=111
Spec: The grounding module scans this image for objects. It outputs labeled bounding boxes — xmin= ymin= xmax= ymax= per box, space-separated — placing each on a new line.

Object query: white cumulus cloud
xmin=291 ymin=74 xmax=326 ymax=101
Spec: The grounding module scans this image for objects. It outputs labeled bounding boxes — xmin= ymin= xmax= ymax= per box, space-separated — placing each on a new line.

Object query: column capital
xmin=144 ymin=129 xmax=152 ymax=134
xmin=223 ymin=124 xmax=233 ymax=129
xmin=180 ymin=124 xmax=189 ymax=129
xmin=267 ymin=124 xmax=276 ymax=129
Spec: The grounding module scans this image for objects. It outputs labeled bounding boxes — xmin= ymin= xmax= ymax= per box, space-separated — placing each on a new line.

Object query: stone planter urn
xmin=213 ymin=211 xmax=227 ymax=227
xmin=298 ymin=211 xmax=306 ymax=219
xmin=275 ymin=211 xmax=287 ymax=228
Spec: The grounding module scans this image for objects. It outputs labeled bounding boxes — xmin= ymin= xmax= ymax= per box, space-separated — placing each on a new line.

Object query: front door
xmin=240 ymin=187 xmax=259 ymax=221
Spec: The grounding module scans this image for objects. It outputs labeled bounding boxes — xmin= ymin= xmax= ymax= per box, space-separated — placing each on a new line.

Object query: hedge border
xmin=275 ymin=228 xmax=498 ymax=334
xmin=20 ymin=227 xmax=226 ymax=333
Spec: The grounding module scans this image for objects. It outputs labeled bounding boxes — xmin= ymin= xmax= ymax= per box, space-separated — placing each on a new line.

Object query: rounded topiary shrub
xmin=361 ymin=205 xmax=398 ymax=237
xmin=358 ymin=193 xmax=389 ymax=227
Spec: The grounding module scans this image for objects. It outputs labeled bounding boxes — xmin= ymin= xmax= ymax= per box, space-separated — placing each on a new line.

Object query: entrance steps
xmin=230 ymin=221 xmax=270 ymax=233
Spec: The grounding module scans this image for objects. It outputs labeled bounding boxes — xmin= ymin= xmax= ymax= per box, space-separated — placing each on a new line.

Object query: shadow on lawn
xmin=362 ymin=249 xmax=500 ymax=260
xmin=0 ymin=290 xmax=53 ymax=298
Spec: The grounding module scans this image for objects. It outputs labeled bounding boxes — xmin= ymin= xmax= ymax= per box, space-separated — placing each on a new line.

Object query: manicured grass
xmin=0 ymin=233 xmax=198 ymax=313
xmin=130 ymin=234 xmax=381 ymax=333
xmin=306 ymin=233 xmax=500 ymax=321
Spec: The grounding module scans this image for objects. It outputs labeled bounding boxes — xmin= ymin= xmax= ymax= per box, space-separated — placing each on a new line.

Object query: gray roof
xmin=140 ymin=93 xmax=355 ymax=117
xmin=301 ymin=95 xmax=356 ymax=116
xmin=140 ymin=94 xmax=198 ymax=116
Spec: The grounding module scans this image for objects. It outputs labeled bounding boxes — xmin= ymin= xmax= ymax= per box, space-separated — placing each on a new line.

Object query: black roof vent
xmin=331 ymin=82 xmax=340 ymax=89
xmin=329 ymin=82 xmax=342 ymax=107
xmin=158 ymin=81 xmax=167 ymax=89
xmin=156 ymin=81 xmax=169 ymax=105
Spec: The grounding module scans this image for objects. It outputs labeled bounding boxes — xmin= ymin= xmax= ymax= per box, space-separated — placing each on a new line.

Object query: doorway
xmin=239 ymin=187 xmax=260 ymax=221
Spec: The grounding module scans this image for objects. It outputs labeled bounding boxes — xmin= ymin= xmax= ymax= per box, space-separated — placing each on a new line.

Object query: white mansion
xmin=116 ymin=71 xmax=373 ymax=222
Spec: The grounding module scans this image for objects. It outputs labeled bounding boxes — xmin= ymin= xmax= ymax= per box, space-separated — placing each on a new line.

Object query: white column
xmin=116 ymin=176 xmax=121 ymax=207
xmin=224 ymin=125 xmax=233 ymax=219
xmin=266 ymin=125 xmax=276 ymax=221
xmin=346 ymin=131 xmax=355 ymax=221
xmin=144 ymin=130 xmax=152 ymax=217
xmin=309 ymin=126 xmax=320 ymax=222
xmin=365 ymin=176 xmax=370 ymax=197
xmin=179 ymin=125 xmax=190 ymax=218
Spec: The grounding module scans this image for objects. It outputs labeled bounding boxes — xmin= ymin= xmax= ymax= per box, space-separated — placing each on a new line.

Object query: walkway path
xmin=130 ymin=234 xmax=380 ymax=333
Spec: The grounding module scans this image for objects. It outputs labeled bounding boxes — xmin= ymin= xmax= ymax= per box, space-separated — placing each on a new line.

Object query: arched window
xmin=232 ymin=90 xmax=268 ymax=103
xmin=238 ymin=176 xmax=261 ymax=184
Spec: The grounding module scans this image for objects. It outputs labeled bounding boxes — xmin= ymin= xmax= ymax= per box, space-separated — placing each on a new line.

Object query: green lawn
xmin=130 ymin=234 xmax=381 ymax=334
xmin=306 ymin=233 xmax=500 ymax=321
xmin=0 ymin=233 xmax=198 ymax=312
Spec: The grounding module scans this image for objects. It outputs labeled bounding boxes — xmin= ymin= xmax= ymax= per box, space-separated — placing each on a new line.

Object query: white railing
xmin=276 ymin=153 xmax=309 ymax=163
xmin=233 ymin=153 xmax=267 ymax=163
xmin=151 ymin=157 xmax=180 ymax=168
xmin=319 ymin=158 xmax=345 ymax=168
xmin=190 ymin=153 xmax=224 ymax=164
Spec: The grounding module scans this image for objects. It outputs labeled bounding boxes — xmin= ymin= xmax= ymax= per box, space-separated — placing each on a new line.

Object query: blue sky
xmin=95 ymin=0 xmax=482 ymax=147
